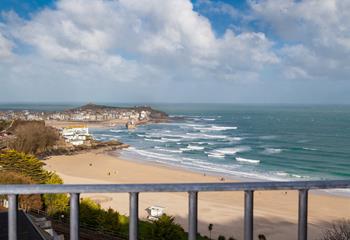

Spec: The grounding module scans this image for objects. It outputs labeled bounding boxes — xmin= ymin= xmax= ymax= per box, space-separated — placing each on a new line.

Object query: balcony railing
xmin=1 ymin=180 xmax=350 ymax=240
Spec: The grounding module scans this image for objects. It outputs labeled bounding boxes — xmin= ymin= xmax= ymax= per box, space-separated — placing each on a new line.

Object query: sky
xmin=0 ymin=0 xmax=350 ymax=104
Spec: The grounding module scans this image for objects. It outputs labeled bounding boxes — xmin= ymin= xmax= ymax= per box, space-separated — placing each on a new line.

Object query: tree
xmin=0 ymin=150 xmax=68 ymax=215
xmin=42 ymin=173 xmax=68 ymax=215
xmin=79 ymin=198 xmax=103 ymax=227
xmin=147 ymin=214 xmax=186 ymax=240
xmin=9 ymin=121 xmax=59 ymax=154
xmin=320 ymin=220 xmax=350 ymax=240
xmin=218 ymin=236 xmax=226 ymax=240
xmin=208 ymin=223 xmax=213 ymax=240
xmin=0 ymin=150 xmax=51 ymax=183
xmin=97 ymin=208 xmax=120 ymax=232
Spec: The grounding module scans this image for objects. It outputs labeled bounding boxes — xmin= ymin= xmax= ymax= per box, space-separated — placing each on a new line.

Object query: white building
xmin=145 ymin=206 xmax=165 ymax=221
xmin=61 ymin=125 xmax=89 ymax=146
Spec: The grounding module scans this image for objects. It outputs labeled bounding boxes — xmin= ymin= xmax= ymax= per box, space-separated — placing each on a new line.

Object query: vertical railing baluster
xmin=244 ymin=190 xmax=254 ymax=240
xmin=129 ymin=192 xmax=139 ymax=240
xmin=298 ymin=189 xmax=308 ymax=240
xmin=8 ymin=194 xmax=18 ymax=240
xmin=70 ymin=193 xmax=80 ymax=240
xmin=188 ymin=191 xmax=198 ymax=240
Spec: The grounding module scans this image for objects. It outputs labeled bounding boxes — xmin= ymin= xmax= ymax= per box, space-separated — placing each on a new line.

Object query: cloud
xmin=250 ymin=0 xmax=350 ymax=81
xmin=5 ymin=0 xmax=276 ymax=72
xmin=1 ymin=0 xmax=349 ymax=103
xmin=0 ymin=31 xmax=13 ymax=59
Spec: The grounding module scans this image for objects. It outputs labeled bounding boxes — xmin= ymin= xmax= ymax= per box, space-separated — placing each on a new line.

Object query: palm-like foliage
xmin=0 ymin=150 xmax=68 ymax=214
xmin=0 ymin=150 xmax=52 ymax=183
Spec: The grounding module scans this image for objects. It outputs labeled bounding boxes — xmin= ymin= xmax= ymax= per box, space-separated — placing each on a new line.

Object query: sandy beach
xmin=44 ymin=150 xmax=350 ymax=240
xmin=45 ymin=120 xmax=129 ymax=129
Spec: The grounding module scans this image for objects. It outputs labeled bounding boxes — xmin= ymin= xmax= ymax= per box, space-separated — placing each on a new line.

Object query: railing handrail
xmin=2 ymin=180 xmax=350 ymax=240
xmin=0 ymin=180 xmax=350 ymax=194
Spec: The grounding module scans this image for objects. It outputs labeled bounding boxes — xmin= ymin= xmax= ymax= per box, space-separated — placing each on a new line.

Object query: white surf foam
xmin=180 ymin=145 xmax=205 ymax=151
xmin=207 ymin=153 xmax=226 ymax=158
xmin=126 ymin=148 xmax=180 ymax=162
xmin=185 ymin=133 xmax=228 ymax=139
xmin=154 ymin=146 xmax=183 ymax=153
xmin=144 ymin=138 xmax=167 ymax=143
xmin=110 ymin=129 xmax=125 ymax=133
xmin=194 ymin=125 xmax=238 ymax=132
xmin=187 ymin=145 xmax=205 ymax=150
xmin=262 ymin=148 xmax=283 ymax=154
xmin=161 ymin=137 xmax=182 ymax=142
xmin=275 ymin=171 xmax=288 ymax=176
xmin=302 ymin=147 xmax=317 ymax=151
xmin=213 ymin=146 xmax=251 ymax=155
xmin=236 ymin=157 xmax=260 ymax=164
xmin=203 ymin=118 xmax=216 ymax=121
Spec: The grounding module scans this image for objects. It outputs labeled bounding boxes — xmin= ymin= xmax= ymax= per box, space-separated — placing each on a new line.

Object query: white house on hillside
xmin=61 ymin=125 xmax=89 ymax=146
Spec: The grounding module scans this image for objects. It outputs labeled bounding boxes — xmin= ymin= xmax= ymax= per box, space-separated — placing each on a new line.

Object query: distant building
xmin=145 ymin=206 xmax=165 ymax=221
xmin=61 ymin=125 xmax=89 ymax=146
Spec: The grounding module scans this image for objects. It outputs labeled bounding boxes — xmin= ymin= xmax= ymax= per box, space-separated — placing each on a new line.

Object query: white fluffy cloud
xmin=1 ymin=0 xmax=350 ymax=103
xmin=250 ymin=0 xmax=350 ymax=80
xmin=3 ymin=0 xmax=277 ymax=81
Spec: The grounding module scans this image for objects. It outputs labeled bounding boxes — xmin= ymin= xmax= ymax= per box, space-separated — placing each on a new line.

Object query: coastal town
xmin=0 ymin=104 xmax=168 ymax=148
xmin=0 ymin=103 xmax=167 ymax=124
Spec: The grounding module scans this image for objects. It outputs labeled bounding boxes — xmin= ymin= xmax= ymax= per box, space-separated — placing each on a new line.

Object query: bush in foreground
xmin=0 ymin=171 xmax=42 ymax=210
xmin=0 ymin=150 xmax=51 ymax=183
xmin=0 ymin=150 xmax=68 ymax=214
xmin=42 ymin=173 xmax=69 ymax=215
xmin=145 ymin=214 xmax=186 ymax=240
xmin=320 ymin=220 xmax=350 ymax=240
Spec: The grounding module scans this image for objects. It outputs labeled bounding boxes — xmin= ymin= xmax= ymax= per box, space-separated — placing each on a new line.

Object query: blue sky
xmin=0 ymin=0 xmax=350 ymax=103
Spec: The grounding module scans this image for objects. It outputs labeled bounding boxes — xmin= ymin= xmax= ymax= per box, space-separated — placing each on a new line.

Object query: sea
xmin=91 ymin=104 xmax=350 ymax=183
xmin=1 ymin=103 xmax=350 ymax=183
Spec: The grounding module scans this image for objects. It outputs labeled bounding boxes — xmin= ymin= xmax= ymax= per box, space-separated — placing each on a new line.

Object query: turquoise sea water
xmin=90 ymin=104 xmax=350 ymax=182
xmin=1 ymin=103 xmax=350 ymax=181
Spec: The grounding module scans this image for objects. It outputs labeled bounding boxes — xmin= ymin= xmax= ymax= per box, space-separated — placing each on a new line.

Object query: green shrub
xmin=78 ymin=198 xmax=124 ymax=234
xmin=0 ymin=171 xmax=42 ymax=210
xmin=218 ymin=236 xmax=226 ymax=240
xmin=42 ymin=173 xmax=68 ymax=215
xmin=79 ymin=198 xmax=104 ymax=227
xmin=144 ymin=214 xmax=186 ymax=240
xmin=0 ymin=150 xmax=51 ymax=183
xmin=0 ymin=150 xmax=68 ymax=215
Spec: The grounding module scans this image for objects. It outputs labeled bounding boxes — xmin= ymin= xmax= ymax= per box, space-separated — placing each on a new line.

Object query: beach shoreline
xmin=44 ymin=150 xmax=350 ymax=240
xmin=112 ymin=150 xmax=350 ymax=198
xmin=45 ymin=119 xmax=128 ymax=129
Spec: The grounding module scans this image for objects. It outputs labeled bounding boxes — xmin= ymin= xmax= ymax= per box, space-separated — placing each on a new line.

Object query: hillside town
xmin=0 ymin=104 xmax=168 ymax=148
xmin=0 ymin=103 xmax=168 ymax=123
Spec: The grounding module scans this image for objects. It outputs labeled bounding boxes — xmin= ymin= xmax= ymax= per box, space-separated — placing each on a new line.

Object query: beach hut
xmin=145 ymin=206 xmax=165 ymax=220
